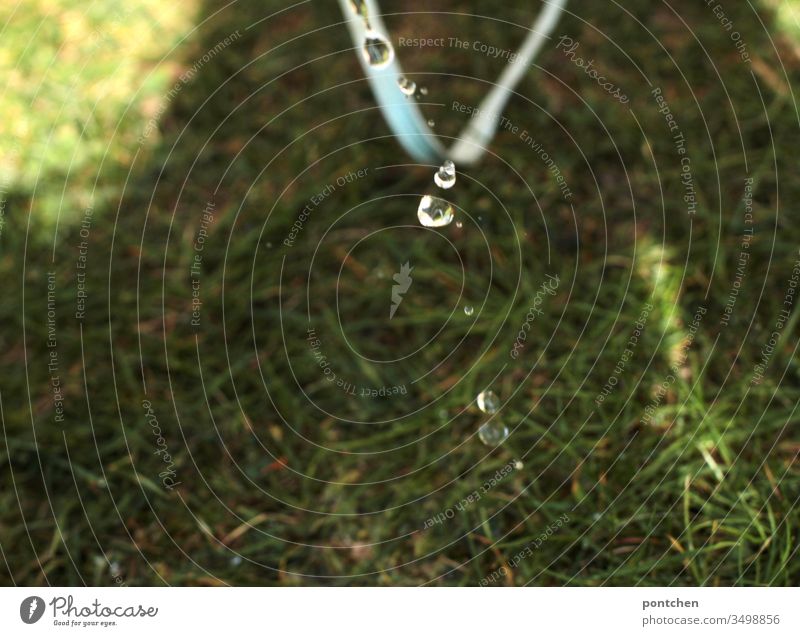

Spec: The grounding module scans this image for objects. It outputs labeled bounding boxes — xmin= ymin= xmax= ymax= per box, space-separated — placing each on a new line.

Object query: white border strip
xmin=4 ymin=587 xmax=798 ymax=634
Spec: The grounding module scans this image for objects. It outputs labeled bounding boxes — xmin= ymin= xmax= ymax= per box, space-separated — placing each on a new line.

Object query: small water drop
xmin=230 ymin=555 xmax=243 ymax=566
xmin=476 ymin=389 xmax=500 ymax=415
xmin=455 ymin=220 xmax=463 ymax=228
xmin=419 ymin=86 xmax=429 ymax=95
xmin=434 ymin=159 xmax=456 ymax=189
xmin=417 ymin=195 xmax=454 ymax=227
xmin=514 ymin=459 xmax=524 ymax=470
xmin=464 ymin=305 xmax=474 ymax=316
xmin=427 ymin=119 xmax=435 ymax=128
xmin=362 ymin=31 xmax=394 ymax=68
xmin=478 ymin=421 xmax=509 ymax=446
xmin=397 ymin=76 xmax=416 ymax=96
xmin=347 ymin=0 xmax=369 ymax=20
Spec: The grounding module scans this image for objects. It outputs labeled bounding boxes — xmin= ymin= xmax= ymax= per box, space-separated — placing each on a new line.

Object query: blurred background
xmin=1 ymin=0 xmax=799 ymax=585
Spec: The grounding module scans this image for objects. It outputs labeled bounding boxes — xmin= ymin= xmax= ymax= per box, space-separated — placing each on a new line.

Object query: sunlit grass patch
xmin=0 ymin=0 xmax=197 ymax=224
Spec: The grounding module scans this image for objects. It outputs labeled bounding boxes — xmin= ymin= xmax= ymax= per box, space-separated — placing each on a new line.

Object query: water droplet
xmin=347 ymin=0 xmax=369 ymax=20
xmin=437 ymin=408 xmax=448 ymax=421
xmin=478 ymin=421 xmax=509 ymax=446
xmin=514 ymin=459 xmax=524 ymax=470
xmin=434 ymin=159 xmax=456 ymax=189
xmin=464 ymin=305 xmax=474 ymax=316
xmin=455 ymin=221 xmax=463 ymax=228
xmin=476 ymin=389 xmax=500 ymax=415
xmin=230 ymin=555 xmax=243 ymax=566
xmin=417 ymin=195 xmax=454 ymax=227
xmin=427 ymin=119 xmax=435 ymax=128
xmin=362 ymin=31 xmax=394 ymax=68
xmin=419 ymin=86 xmax=429 ymax=95
xmin=397 ymin=76 xmax=416 ymax=96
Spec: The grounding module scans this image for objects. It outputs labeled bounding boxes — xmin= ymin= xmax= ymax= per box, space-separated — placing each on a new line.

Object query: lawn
xmin=1 ymin=0 xmax=799 ymax=585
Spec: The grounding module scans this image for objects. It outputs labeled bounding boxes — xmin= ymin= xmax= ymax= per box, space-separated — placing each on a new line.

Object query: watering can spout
xmin=338 ymin=0 xmax=569 ymax=166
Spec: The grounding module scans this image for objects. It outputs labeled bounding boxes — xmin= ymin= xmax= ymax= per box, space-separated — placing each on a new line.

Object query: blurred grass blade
xmin=449 ymin=0 xmax=569 ymax=165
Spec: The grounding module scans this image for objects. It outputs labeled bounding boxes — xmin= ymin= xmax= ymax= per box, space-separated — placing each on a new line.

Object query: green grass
xmin=1 ymin=0 xmax=799 ymax=585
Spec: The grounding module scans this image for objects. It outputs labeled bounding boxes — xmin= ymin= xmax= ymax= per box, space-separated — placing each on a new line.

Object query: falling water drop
xmin=417 ymin=195 xmax=454 ymax=227
xmin=427 ymin=119 xmax=436 ymax=128
xmin=514 ymin=459 xmax=524 ymax=470
xmin=478 ymin=421 xmax=510 ymax=446
xmin=419 ymin=86 xmax=429 ymax=95
xmin=476 ymin=389 xmax=500 ymax=415
xmin=455 ymin=220 xmax=463 ymax=228
xmin=464 ymin=305 xmax=474 ymax=316
xmin=397 ymin=76 xmax=416 ymax=96
xmin=434 ymin=159 xmax=456 ymax=189
xmin=362 ymin=30 xmax=394 ymax=68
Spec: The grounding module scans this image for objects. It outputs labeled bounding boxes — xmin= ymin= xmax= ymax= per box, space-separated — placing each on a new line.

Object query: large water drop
xmin=478 ymin=421 xmax=509 ymax=446
xmin=434 ymin=159 xmax=456 ymax=189
xmin=362 ymin=31 xmax=394 ymax=68
xmin=476 ymin=389 xmax=499 ymax=415
xmin=417 ymin=195 xmax=454 ymax=227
